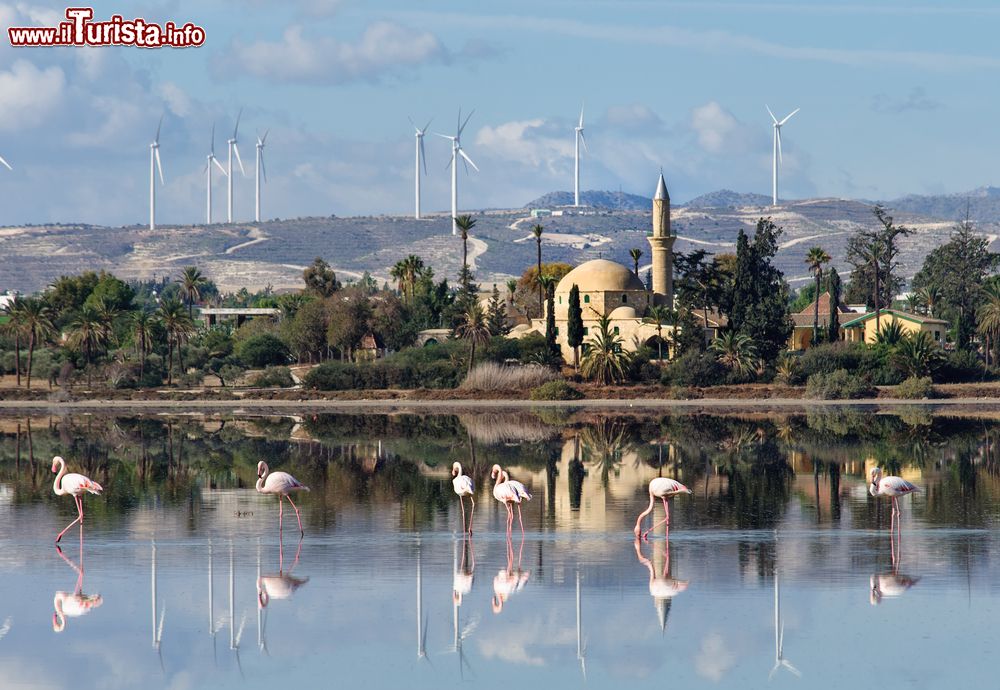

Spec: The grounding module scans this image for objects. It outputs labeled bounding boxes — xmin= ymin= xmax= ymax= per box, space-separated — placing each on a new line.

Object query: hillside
xmin=524 ymin=189 xmax=649 ymax=210
xmin=2 ymin=188 xmax=998 ymax=295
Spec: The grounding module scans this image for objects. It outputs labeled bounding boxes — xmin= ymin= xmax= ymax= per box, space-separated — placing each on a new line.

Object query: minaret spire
xmin=647 ymin=170 xmax=675 ymax=307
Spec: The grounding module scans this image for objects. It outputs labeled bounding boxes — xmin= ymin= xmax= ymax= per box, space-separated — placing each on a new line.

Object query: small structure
xmin=530 ymin=209 xmax=552 ymax=218
xmin=416 ymin=328 xmax=453 ymax=347
xmin=199 ymin=307 xmax=281 ymax=328
xmin=356 ymin=332 xmax=386 ymax=361
xmin=788 ymin=292 xmax=858 ymax=350
xmin=841 ymin=309 xmax=948 ymax=345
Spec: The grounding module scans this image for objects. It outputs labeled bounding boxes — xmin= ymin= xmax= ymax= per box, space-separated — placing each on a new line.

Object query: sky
xmin=0 ymin=0 xmax=998 ymax=226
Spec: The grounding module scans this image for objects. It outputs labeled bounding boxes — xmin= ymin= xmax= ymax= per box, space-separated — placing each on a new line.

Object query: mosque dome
xmin=608 ymin=305 xmax=638 ymax=319
xmin=556 ymin=259 xmax=646 ymax=294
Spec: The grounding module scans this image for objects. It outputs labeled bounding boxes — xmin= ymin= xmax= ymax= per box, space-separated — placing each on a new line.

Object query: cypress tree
xmin=544 ymin=280 xmax=558 ymax=358
xmin=827 ymin=267 xmax=842 ymax=343
xmin=567 ymin=284 xmax=584 ymax=369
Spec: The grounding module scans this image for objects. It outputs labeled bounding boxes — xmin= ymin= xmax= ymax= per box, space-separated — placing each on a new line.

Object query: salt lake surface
xmin=2 ymin=408 xmax=999 ymax=689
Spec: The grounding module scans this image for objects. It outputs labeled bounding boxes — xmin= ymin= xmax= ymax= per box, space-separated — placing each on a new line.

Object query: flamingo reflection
xmin=492 ymin=532 xmax=530 ymax=615
xmin=52 ymin=530 xmax=102 ymax=632
xmin=870 ymin=525 xmax=919 ymax=605
xmin=255 ymin=534 xmax=307 ymax=655
xmin=634 ymin=534 xmax=688 ymax=633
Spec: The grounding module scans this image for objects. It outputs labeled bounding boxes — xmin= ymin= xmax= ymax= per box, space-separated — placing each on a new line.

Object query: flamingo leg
xmin=55 ymin=497 xmax=83 ymax=543
xmin=76 ymin=496 xmax=84 ymax=525
xmin=642 ymin=498 xmax=672 ymax=540
xmin=468 ymin=496 xmax=475 ymax=535
xmin=516 ymin=503 xmax=525 ymax=536
xmin=286 ymin=495 xmax=304 ymax=536
xmin=278 ymin=496 xmax=284 ymax=534
xmin=459 ymin=496 xmax=466 ymax=534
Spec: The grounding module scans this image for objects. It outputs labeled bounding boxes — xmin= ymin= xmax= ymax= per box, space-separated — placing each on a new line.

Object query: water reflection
xmin=871 ymin=527 xmax=919 ymax=605
xmin=634 ymin=535 xmax=688 ymax=633
xmin=492 ymin=533 xmax=530 ymax=615
xmin=769 ymin=572 xmax=800 ymax=680
xmin=52 ymin=532 xmax=102 ymax=633
xmin=150 ymin=541 xmax=164 ymax=667
xmin=257 ymin=535 xmax=308 ymax=655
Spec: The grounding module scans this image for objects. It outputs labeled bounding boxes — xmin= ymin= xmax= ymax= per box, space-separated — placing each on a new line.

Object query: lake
xmin=2 ymin=407 xmax=999 ymax=689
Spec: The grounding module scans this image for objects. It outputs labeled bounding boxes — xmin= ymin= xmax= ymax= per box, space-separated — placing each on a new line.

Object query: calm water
xmin=2 ymin=408 xmax=1000 ymax=689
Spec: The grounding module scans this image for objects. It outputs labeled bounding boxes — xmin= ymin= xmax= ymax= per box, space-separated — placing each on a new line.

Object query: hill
xmin=683 ymin=189 xmax=773 ymax=208
xmin=885 ymin=186 xmax=1000 ymax=224
xmin=524 ymin=190 xmax=650 ymax=210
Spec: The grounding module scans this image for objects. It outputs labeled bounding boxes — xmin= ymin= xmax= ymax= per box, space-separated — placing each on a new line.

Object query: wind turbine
xmin=574 ymin=104 xmax=589 ymax=207
xmin=436 ymin=108 xmax=478 ymax=236
xmin=0 ymin=150 xmax=12 ymax=172
xmin=767 ymin=105 xmax=799 ymax=206
xmin=227 ymin=109 xmax=246 ymax=223
xmin=149 ymin=116 xmax=164 ymax=231
xmin=205 ymin=124 xmax=227 ymax=225
xmin=410 ymin=117 xmax=432 ymax=220
xmin=255 ymin=130 xmax=268 ymax=223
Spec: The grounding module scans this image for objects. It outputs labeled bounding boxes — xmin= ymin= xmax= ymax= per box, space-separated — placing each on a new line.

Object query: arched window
xmin=622 ymin=294 xmax=628 ymax=303
xmin=584 ymin=295 xmax=590 ymax=304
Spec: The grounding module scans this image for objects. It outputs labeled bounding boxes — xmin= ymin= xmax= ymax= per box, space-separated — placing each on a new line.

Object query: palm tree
xmin=506 ymin=278 xmax=517 ymax=309
xmin=709 ymin=331 xmax=758 ymax=379
xmin=874 ymin=320 xmax=905 ymax=346
xmin=131 ymin=310 xmax=157 ymax=380
xmin=20 ymin=297 xmax=54 ymax=390
xmin=917 ymin=285 xmax=941 ymax=318
xmin=455 ymin=302 xmax=491 ymax=375
xmin=532 ymin=224 xmax=544 ymax=316
xmin=891 ymin=331 xmax=943 ymax=379
xmin=67 ymin=306 xmax=104 ymax=385
xmin=390 ymin=255 xmax=425 ymax=303
xmin=581 ymin=314 xmax=631 ymax=384
xmin=93 ymin=296 xmax=121 ymax=353
xmin=0 ymin=295 xmax=25 ymax=387
xmin=158 ymin=297 xmax=194 ymax=385
xmin=177 ymin=266 xmax=209 ymax=319
xmin=629 ymin=248 xmax=643 ymax=277
xmin=454 ymin=215 xmax=477 ymax=275
xmin=978 ymin=283 xmax=1000 ymax=366
xmin=804 ymin=247 xmax=831 ymax=345
xmin=642 ymin=304 xmax=675 ymax=361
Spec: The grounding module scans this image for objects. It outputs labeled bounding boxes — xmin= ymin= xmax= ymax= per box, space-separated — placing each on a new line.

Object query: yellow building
xmin=788 ymin=291 xmax=858 ymax=350
xmin=841 ymin=309 xmax=948 ymax=344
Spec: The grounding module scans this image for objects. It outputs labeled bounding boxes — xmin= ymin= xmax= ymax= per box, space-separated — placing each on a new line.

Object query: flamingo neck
xmin=256 ymin=463 xmax=269 ymax=491
xmin=634 ymin=493 xmax=655 ymax=534
xmin=52 ymin=458 xmax=67 ymax=496
xmin=453 ymin=463 xmax=463 ymax=477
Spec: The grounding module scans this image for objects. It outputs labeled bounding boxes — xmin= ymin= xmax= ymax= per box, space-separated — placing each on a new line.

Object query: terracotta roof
xmin=794 ymin=291 xmax=854 ymax=317
xmin=359 ymin=332 xmax=385 ymax=349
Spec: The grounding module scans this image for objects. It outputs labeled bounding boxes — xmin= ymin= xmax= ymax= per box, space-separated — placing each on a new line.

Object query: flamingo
xmin=634 ymin=477 xmax=691 ymax=540
xmin=256 ymin=461 xmax=309 ymax=536
xmin=452 ymin=462 xmax=475 ymax=534
xmin=51 ymin=456 xmax=103 ymax=543
xmin=491 ymin=466 xmax=520 ymax=536
xmin=491 ymin=465 xmax=531 ymax=535
xmin=868 ymin=467 xmax=919 ymax=521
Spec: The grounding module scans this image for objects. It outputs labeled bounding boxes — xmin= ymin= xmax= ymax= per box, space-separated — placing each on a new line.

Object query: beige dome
xmin=608 ymin=305 xmax=638 ymax=319
xmin=556 ymin=259 xmax=645 ymax=293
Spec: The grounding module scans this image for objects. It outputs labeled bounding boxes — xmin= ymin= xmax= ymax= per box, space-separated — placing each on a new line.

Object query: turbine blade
xmin=456 ymin=108 xmax=462 ymax=136
xmin=445 ymin=152 xmax=454 ymax=171
xmin=261 ymin=152 xmax=267 ymax=183
xmin=234 ymin=143 xmax=246 ymax=176
xmin=434 ymin=133 xmax=453 ymax=140
xmin=261 ymin=129 xmax=269 ymax=145
xmin=155 ymin=148 xmax=164 ymax=184
xmin=211 ymin=122 xmax=216 ymax=155
xmin=420 ymin=137 xmax=428 ymax=175
xmin=776 ymin=128 xmax=783 ymax=163
xmin=766 ymin=104 xmax=778 ymax=124
xmin=0 ymin=154 xmax=11 ymax=171
xmin=580 ymin=130 xmax=589 ymax=154
xmin=458 ymin=148 xmax=479 ymax=172
xmin=459 ymin=109 xmax=475 ymax=137
xmin=579 ymin=102 xmax=585 ymax=129
xmin=422 ymin=117 xmax=433 ymax=133
xmin=155 ymin=114 xmax=164 ymax=144
xmin=779 ymin=108 xmax=800 ymax=126
xmin=233 ymin=107 xmax=243 ymax=140
xmin=213 ymin=156 xmax=228 ymax=176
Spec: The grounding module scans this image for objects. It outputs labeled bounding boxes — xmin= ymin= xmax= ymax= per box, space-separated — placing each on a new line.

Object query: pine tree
xmin=729 ymin=218 xmax=792 ymax=364
xmin=567 ymin=284 xmax=584 ymax=369
xmin=541 ymin=276 xmax=559 ymax=359
xmin=486 ymin=284 xmax=509 ymax=336
xmin=827 ymin=267 xmax=842 ymax=343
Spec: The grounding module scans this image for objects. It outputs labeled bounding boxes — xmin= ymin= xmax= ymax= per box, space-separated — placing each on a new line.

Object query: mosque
xmin=512 ymin=173 xmax=696 ymax=362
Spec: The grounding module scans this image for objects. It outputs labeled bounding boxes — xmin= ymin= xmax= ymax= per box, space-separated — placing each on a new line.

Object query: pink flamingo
xmin=51 ymin=456 xmax=103 ymax=543
xmin=452 ymin=462 xmax=475 ymax=534
xmin=491 ymin=467 xmax=520 ymax=536
xmin=869 ymin=467 xmax=918 ymax=521
xmin=491 ymin=464 xmax=531 ymax=535
xmin=634 ymin=477 xmax=691 ymax=540
xmin=256 ymin=461 xmax=309 ymax=536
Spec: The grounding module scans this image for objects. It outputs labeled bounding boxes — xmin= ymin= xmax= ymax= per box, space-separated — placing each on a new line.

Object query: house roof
xmin=682 ymin=308 xmax=727 ymax=328
xmin=841 ymin=308 xmax=948 ymax=329
xmin=794 ymin=291 xmax=855 ymax=317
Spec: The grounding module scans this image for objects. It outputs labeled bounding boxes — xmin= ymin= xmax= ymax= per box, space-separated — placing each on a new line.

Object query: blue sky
xmin=0 ymin=0 xmax=997 ymax=225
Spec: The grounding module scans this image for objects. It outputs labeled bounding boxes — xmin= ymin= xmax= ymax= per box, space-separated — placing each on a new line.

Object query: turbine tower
xmin=149 ymin=116 xmax=164 ymax=231
xmin=436 ymin=108 xmax=478 ymax=236
xmin=574 ymin=103 xmax=588 ymax=207
xmin=205 ymin=124 xmax=227 ymax=225
xmin=255 ymin=130 xmax=268 ymax=223
xmin=411 ymin=117 xmax=432 ymax=220
xmin=227 ymin=109 xmax=246 ymax=223
xmin=767 ymin=105 xmax=799 ymax=206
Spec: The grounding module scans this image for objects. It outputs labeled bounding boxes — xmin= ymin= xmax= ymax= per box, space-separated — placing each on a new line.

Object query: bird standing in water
xmin=491 ymin=465 xmax=531 ymax=535
xmin=868 ymin=467 xmax=918 ymax=519
xmin=452 ymin=462 xmax=475 ymax=534
xmin=634 ymin=477 xmax=691 ymax=540
xmin=51 ymin=456 xmax=103 ymax=543
xmin=256 ymin=461 xmax=309 ymax=536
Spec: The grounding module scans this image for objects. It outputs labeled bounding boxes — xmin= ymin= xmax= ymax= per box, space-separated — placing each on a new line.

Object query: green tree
xmin=642 ymin=304 xmax=674 ymax=361
xmin=1 ymin=295 xmax=24 ymax=386
xmin=827 ymin=267 xmax=843 ymax=343
xmin=804 ymin=246 xmax=831 ymax=345
xmin=177 ymin=266 xmax=208 ymax=319
xmin=710 ymin=331 xmax=758 ymax=380
xmin=455 ymin=302 xmax=491 ymax=375
xmin=532 ymin=224 xmax=544 ymax=316
xmin=728 ymin=218 xmax=792 ymax=364
xmin=303 ymin=257 xmax=341 ymax=297
xmin=157 ymin=297 xmax=194 ymax=384
xmin=977 ymin=282 xmax=1000 ymax=366
xmin=67 ymin=306 xmax=105 ymax=377
xmin=455 ymin=215 xmax=477 ymax=277
xmin=629 ymin=248 xmax=643 ymax=277
xmin=581 ymin=314 xmax=631 ymax=384
xmin=891 ymin=331 xmax=944 ymax=379
xmin=675 ymin=249 xmax=723 ymax=347
xmin=486 ymin=284 xmax=509 ymax=336
xmin=283 ymin=298 xmax=328 ymax=363
xmin=540 ymin=275 xmax=558 ymax=357
xmin=567 ymin=284 xmax=584 ymax=369
xmin=390 ymin=255 xmax=426 ymax=303
xmin=20 ymin=297 xmax=55 ymax=390
xmin=917 ymin=285 xmax=941 ymax=318
xmin=506 ymin=279 xmax=518 ymax=310
xmin=912 ymin=219 xmax=999 ymax=351
xmin=236 ymin=333 xmax=291 ymax=367
xmin=326 ymin=290 xmax=372 ymax=361
xmin=131 ymin=310 xmax=157 ymax=380
xmin=845 ymin=205 xmax=911 ymax=333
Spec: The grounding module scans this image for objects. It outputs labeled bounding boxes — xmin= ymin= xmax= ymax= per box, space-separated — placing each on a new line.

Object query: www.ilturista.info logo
xmin=8 ymin=7 xmax=205 ymax=48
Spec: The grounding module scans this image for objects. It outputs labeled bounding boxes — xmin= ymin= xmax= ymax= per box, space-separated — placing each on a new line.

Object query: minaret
xmin=647 ymin=172 xmax=675 ymax=306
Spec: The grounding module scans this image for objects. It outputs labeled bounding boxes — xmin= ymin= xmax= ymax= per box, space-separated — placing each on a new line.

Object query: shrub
xmin=936 ymin=349 xmax=985 ymax=383
xmin=661 ymin=351 xmax=726 ymax=387
xmin=236 ymin=334 xmax=290 ymax=368
xmin=252 ymin=366 xmax=295 ymax=388
xmin=775 ymin=354 xmax=800 ymax=385
xmin=304 ymin=361 xmax=357 ymax=390
xmin=796 ymin=342 xmax=864 ymax=383
xmin=460 ymin=362 xmax=556 ymax=390
xmin=805 ymin=369 xmax=875 ymax=400
xmin=895 ymin=376 xmax=936 ymax=399
xmin=529 ymin=380 xmax=584 ymax=401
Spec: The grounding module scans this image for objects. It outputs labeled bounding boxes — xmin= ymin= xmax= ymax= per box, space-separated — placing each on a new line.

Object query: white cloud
xmin=0 ymin=60 xmax=65 ymax=131
xmin=694 ymin=632 xmax=737 ymax=682
xmin=474 ymin=119 xmax=573 ymax=174
xmin=603 ymin=103 xmax=663 ymax=132
xmin=214 ymin=21 xmax=448 ymax=84
xmin=691 ymin=101 xmax=738 ymax=154
xmin=160 ymin=82 xmax=193 ymax=118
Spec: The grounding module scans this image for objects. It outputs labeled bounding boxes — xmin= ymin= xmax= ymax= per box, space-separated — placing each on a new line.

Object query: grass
xmin=459 ymin=362 xmax=557 ymax=391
